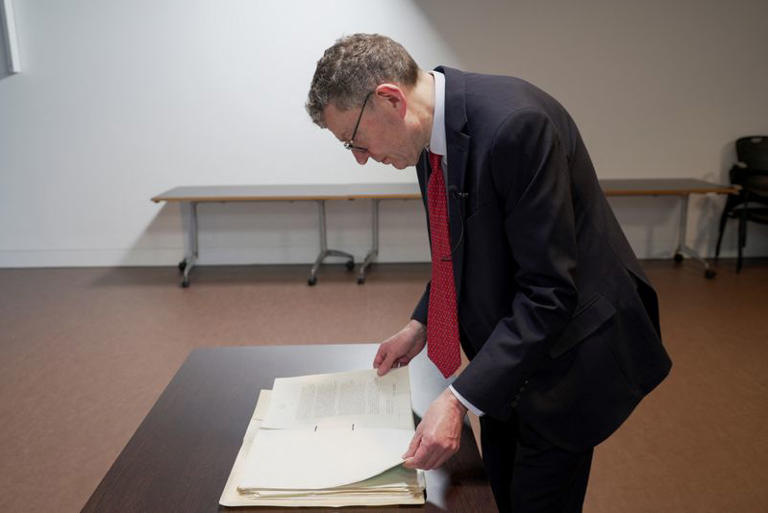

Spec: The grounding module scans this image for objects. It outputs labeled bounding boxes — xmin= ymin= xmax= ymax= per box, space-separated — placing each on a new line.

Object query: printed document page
xmin=261 ymin=366 xmax=414 ymax=430
xmin=220 ymin=376 xmax=425 ymax=507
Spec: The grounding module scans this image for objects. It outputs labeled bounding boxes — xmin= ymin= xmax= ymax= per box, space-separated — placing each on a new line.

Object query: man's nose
xmin=353 ymin=151 xmax=369 ymax=165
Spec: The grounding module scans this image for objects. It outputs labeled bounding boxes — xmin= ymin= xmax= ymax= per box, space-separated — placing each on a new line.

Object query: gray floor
xmin=1 ymin=260 xmax=767 ymax=512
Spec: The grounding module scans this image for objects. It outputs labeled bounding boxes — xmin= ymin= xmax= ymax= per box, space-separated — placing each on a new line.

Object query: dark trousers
xmin=480 ymin=412 xmax=593 ymax=513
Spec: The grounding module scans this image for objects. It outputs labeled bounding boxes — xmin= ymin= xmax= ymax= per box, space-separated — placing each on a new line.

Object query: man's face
xmin=322 ymin=89 xmax=421 ymax=170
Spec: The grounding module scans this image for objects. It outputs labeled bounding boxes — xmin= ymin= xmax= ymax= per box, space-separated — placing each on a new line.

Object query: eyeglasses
xmin=343 ymin=91 xmax=373 ymax=153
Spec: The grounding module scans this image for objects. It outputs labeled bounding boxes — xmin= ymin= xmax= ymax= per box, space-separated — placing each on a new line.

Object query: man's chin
xmin=391 ymin=159 xmax=414 ymax=170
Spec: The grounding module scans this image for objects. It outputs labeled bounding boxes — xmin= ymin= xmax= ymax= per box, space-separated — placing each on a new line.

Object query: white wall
xmin=1 ymin=0 xmax=767 ymax=268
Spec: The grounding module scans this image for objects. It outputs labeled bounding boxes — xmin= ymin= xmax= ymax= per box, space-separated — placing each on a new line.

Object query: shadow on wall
xmin=694 ymin=140 xmax=740 ymax=256
xmin=607 ymin=196 xmax=678 ymax=258
xmin=0 ymin=40 xmax=10 ymax=80
xmin=124 ymin=198 xmax=390 ymax=268
xmin=719 ymin=140 xmax=737 ymax=184
xmin=121 ymin=202 xmax=187 ymax=267
xmin=0 ymin=0 xmax=16 ymax=80
xmin=407 ymin=0 xmax=521 ymax=73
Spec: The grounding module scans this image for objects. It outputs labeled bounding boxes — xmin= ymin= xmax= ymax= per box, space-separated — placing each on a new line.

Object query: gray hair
xmin=306 ymin=33 xmax=419 ymax=127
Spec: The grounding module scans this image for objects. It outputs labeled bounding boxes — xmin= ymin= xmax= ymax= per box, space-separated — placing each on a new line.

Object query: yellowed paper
xmin=219 ymin=369 xmax=426 ymax=507
xmin=239 ymin=427 xmax=413 ymax=490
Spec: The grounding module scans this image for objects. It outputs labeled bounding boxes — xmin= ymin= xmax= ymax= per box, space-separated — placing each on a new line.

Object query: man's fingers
xmin=376 ymin=362 xmax=389 ymax=376
xmin=402 ymin=430 xmax=460 ymax=470
xmin=418 ymin=439 xmax=441 ymax=470
xmin=402 ymin=457 xmax=417 ymax=469
xmin=402 ymin=432 xmax=421 ymax=459
xmin=376 ymin=350 xmax=400 ymax=376
xmin=402 ymin=433 xmax=437 ymax=470
xmin=373 ymin=346 xmax=387 ymax=369
xmin=373 ymin=348 xmax=393 ymax=375
xmin=404 ymin=444 xmax=450 ymax=470
xmin=403 ymin=443 xmax=431 ymax=469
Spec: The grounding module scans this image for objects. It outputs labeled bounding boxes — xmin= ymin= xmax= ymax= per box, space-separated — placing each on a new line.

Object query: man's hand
xmin=373 ymin=320 xmax=427 ymax=376
xmin=402 ymin=388 xmax=467 ymax=470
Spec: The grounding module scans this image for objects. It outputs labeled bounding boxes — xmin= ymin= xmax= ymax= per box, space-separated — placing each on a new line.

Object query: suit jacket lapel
xmin=436 ymin=66 xmax=470 ymax=304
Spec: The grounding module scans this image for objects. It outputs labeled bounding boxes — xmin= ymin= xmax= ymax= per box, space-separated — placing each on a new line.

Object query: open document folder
xmin=219 ymin=367 xmax=426 ymax=507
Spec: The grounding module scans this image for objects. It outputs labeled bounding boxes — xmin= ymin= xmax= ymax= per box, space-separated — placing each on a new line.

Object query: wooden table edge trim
xmin=151 ymin=185 xmax=741 ymax=203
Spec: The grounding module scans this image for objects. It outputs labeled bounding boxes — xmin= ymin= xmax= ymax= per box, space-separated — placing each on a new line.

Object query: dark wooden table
xmin=80 ymin=344 xmax=496 ymax=513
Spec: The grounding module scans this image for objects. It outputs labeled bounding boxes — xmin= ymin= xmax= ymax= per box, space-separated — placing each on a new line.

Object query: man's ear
xmin=374 ymin=83 xmax=407 ymax=119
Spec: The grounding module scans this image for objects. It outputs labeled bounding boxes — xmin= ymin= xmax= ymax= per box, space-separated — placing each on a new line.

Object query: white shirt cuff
xmin=448 ymin=385 xmax=485 ymax=416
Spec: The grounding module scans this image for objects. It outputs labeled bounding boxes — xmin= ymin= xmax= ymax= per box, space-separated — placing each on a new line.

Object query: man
xmin=306 ymin=34 xmax=671 ymax=513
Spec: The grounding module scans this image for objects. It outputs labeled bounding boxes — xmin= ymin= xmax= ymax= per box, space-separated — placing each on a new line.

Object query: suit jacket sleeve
xmin=451 ymin=108 xmax=579 ymax=420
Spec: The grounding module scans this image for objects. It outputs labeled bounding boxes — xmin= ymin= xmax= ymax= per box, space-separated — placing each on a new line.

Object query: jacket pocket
xmin=549 ymin=293 xmax=616 ymax=358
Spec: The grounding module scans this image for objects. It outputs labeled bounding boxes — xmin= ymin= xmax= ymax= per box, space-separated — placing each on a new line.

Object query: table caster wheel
xmin=705 ymin=269 xmax=716 ymax=279
xmin=178 ymin=260 xmax=187 ymax=272
xmin=181 ymin=279 xmax=190 ymax=288
xmin=345 ymin=260 xmax=355 ymax=271
xmin=673 ymin=253 xmax=684 ymax=263
xmin=307 ymin=276 xmax=317 ymax=286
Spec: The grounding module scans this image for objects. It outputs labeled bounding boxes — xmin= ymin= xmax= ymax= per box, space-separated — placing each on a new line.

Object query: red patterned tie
xmin=426 ymin=151 xmax=461 ymax=377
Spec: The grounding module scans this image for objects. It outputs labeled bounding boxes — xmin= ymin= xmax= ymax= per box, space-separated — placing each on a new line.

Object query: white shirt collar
xmin=428 ymin=70 xmax=447 ymax=157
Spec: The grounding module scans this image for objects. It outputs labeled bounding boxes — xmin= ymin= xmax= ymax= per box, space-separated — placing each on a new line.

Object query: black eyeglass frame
xmin=343 ymin=91 xmax=374 ymax=153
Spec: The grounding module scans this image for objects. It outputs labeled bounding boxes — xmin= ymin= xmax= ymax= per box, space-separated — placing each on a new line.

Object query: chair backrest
xmin=736 ymin=136 xmax=768 ymax=170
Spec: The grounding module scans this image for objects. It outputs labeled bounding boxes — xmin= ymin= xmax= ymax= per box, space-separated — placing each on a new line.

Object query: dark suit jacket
xmin=412 ymin=66 xmax=672 ymax=451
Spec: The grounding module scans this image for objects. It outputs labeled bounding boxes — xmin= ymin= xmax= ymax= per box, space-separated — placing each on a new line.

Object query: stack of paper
xmin=219 ymin=367 xmax=426 ymax=507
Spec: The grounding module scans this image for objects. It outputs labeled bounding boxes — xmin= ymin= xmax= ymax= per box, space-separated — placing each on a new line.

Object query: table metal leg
xmin=358 ymin=199 xmax=380 ymax=284
xmin=180 ymin=201 xmax=199 ymax=287
xmin=308 ymin=200 xmax=354 ymax=286
xmin=673 ymin=194 xmax=716 ymax=278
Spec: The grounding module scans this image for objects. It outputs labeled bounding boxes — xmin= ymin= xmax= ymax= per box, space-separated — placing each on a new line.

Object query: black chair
xmin=715 ymin=136 xmax=768 ymax=272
